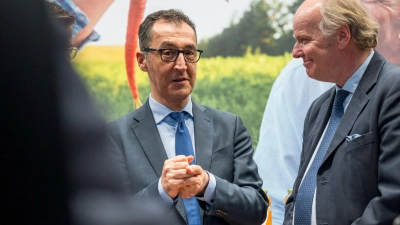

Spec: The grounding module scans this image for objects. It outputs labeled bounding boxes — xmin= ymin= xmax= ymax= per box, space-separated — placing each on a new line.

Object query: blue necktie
xmin=294 ymin=90 xmax=349 ymax=225
xmin=169 ymin=112 xmax=201 ymax=225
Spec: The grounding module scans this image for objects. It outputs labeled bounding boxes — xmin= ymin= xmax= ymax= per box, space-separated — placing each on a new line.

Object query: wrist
xmin=196 ymin=186 xmax=207 ymax=197
xmin=196 ymin=172 xmax=209 ymax=197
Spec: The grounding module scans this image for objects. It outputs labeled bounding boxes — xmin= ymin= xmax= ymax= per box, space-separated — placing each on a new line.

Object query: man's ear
xmin=337 ymin=24 xmax=351 ymax=50
xmin=137 ymin=52 xmax=148 ymax=72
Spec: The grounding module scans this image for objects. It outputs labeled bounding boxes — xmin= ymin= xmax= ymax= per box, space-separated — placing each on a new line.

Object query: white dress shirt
xmin=253 ymin=58 xmax=334 ymax=224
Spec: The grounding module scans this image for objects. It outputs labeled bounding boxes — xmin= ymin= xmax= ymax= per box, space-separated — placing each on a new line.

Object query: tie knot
xmin=169 ymin=112 xmax=186 ymax=124
xmin=333 ymin=89 xmax=349 ymax=106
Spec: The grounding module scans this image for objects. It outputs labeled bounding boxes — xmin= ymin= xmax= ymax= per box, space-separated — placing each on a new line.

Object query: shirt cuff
xmin=158 ymin=178 xmax=177 ymax=206
xmin=196 ymin=171 xmax=216 ymax=205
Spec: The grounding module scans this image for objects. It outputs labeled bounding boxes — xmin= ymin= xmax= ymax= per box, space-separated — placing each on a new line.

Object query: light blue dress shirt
xmin=148 ymin=95 xmax=216 ymax=207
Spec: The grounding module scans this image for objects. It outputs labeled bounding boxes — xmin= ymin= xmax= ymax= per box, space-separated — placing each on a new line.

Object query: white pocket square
xmin=346 ymin=134 xmax=361 ymax=142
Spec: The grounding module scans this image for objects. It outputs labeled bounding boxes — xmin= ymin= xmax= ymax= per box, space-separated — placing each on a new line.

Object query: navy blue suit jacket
xmin=284 ymin=52 xmax=400 ymax=225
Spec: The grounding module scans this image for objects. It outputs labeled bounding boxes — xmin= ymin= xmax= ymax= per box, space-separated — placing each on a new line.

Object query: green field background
xmin=72 ymin=46 xmax=292 ymax=149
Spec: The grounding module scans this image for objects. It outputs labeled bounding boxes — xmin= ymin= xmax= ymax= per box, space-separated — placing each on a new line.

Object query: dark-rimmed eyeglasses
xmin=67 ymin=47 xmax=78 ymax=60
xmin=142 ymin=47 xmax=203 ymax=63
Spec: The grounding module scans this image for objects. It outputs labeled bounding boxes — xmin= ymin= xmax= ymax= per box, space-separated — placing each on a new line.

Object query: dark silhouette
xmin=1 ymin=0 xmax=163 ymax=224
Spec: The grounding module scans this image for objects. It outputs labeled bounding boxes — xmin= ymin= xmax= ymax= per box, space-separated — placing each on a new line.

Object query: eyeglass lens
xmin=68 ymin=47 xmax=78 ymax=60
xmin=161 ymin=49 xmax=199 ymax=62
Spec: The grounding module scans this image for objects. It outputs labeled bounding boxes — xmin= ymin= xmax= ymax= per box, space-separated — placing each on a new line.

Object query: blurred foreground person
xmin=0 ymin=0 xmax=163 ymax=224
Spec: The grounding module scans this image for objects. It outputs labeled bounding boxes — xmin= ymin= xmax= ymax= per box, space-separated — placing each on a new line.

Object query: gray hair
xmin=319 ymin=0 xmax=379 ymax=49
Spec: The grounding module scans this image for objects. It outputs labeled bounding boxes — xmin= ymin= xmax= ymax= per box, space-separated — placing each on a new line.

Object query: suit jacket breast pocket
xmin=211 ymin=145 xmax=233 ymax=163
xmin=344 ymin=132 xmax=374 ymax=154
xmin=344 ymin=131 xmax=378 ymax=204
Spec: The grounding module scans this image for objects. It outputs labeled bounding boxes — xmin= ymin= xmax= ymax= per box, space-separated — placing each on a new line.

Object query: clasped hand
xmin=161 ymin=155 xmax=209 ymax=199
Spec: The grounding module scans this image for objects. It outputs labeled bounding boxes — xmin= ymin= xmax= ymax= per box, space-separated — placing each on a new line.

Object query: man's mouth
xmin=172 ymin=77 xmax=188 ymax=83
xmin=303 ymin=58 xmax=313 ymax=66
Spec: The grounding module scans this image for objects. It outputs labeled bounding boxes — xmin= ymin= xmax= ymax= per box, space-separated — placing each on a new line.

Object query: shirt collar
xmin=149 ymin=94 xmax=193 ymax=124
xmin=336 ymin=50 xmax=374 ymax=93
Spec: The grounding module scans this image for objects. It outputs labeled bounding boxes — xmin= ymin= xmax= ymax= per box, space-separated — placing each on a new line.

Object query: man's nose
xmin=174 ymin=52 xmax=187 ymax=70
xmin=292 ymin=41 xmax=303 ymax=58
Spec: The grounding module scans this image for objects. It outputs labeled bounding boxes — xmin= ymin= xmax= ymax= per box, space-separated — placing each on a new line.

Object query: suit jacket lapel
xmin=192 ymin=101 xmax=213 ymax=172
xmin=192 ymin=101 xmax=212 ymax=222
xmin=132 ymin=100 xmax=215 ymax=223
xmin=174 ymin=101 xmax=213 ymax=224
xmin=131 ymin=101 xmax=189 ymax=222
xmin=131 ymin=100 xmax=168 ymax=178
xmin=323 ymin=91 xmax=369 ymax=162
xmin=302 ymin=89 xmax=335 ymax=172
xmin=322 ymin=52 xmax=384 ymax=164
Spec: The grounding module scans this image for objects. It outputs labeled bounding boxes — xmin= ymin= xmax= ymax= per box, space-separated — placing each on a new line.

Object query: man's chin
xmin=306 ymin=70 xmax=324 ymax=82
xmin=305 ymin=69 xmax=314 ymax=79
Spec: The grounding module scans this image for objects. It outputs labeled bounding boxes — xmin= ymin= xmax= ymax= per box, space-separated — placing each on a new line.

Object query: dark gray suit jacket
xmin=107 ymin=100 xmax=268 ymax=225
xmin=284 ymin=52 xmax=400 ymax=225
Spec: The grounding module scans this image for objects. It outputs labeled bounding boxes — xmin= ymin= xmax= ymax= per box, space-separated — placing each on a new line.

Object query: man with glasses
xmin=107 ymin=9 xmax=268 ymax=225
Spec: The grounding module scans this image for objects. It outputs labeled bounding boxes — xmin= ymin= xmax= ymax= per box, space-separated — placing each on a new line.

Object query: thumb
xmin=186 ymin=155 xmax=195 ymax=164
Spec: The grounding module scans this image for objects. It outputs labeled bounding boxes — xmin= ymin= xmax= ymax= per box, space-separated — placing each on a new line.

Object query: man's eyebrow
xmin=159 ymin=42 xmax=175 ymax=48
xmin=183 ymin=44 xmax=197 ymax=50
xmin=159 ymin=42 xmax=196 ymax=49
xmin=293 ymin=33 xmax=304 ymax=39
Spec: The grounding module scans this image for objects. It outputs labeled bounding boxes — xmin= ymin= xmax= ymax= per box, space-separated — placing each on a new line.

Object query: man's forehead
xmin=149 ymin=22 xmax=197 ymax=48
xmin=151 ymin=21 xmax=194 ymax=37
xmin=293 ymin=25 xmax=320 ymax=40
xmin=293 ymin=9 xmax=321 ymax=30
